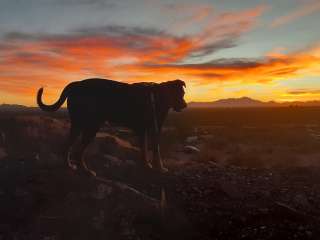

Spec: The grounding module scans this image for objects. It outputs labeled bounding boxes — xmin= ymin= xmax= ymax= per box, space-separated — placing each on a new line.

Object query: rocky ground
xmin=1 ymin=115 xmax=320 ymax=240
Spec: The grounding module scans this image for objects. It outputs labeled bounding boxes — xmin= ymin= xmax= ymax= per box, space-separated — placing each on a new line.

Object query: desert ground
xmin=0 ymin=107 xmax=320 ymax=240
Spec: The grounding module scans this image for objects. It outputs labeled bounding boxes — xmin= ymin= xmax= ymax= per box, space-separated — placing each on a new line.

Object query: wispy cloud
xmin=1 ymin=4 xmax=267 ymax=67
xmin=48 ymin=0 xmax=116 ymax=8
xmin=287 ymin=89 xmax=320 ymax=95
xmin=2 ymin=35 xmax=319 ymax=98
xmin=129 ymin=44 xmax=320 ymax=85
xmin=0 ymin=4 xmax=293 ymax=105
xmin=270 ymin=0 xmax=320 ymax=28
xmin=161 ymin=2 xmax=214 ymax=30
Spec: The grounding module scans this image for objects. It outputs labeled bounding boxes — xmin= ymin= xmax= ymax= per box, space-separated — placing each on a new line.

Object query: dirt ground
xmin=0 ymin=108 xmax=320 ymax=240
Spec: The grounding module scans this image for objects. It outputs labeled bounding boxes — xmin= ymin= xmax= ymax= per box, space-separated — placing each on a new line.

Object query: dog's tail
xmin=37 ymin=83 xmax=73 ymax=112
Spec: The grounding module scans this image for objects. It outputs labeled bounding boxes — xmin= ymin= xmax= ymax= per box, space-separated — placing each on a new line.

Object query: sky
xmin=0 ymin=0 xmax=319 ymax=105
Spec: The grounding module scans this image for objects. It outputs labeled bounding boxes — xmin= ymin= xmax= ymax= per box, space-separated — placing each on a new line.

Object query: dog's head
xmin=161 ymin=79 xmax=187 ymax=112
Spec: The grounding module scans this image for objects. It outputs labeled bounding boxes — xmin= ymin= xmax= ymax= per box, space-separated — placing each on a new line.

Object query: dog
xmin=37 ymin=78 xmax=187 ymax=176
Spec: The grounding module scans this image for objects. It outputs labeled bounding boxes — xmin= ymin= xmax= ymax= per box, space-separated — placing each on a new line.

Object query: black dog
xmin=37 ymin=78 xmax=187 ymax=176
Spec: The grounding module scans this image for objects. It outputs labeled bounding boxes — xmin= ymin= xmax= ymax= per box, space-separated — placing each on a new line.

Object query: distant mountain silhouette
xmin=0 ymin=104 xmax=32 ymax=111
xmin=1 ymin=97 xmax=320 ymax=111
xmin=188 ymin=97 xmax=320 ymax=108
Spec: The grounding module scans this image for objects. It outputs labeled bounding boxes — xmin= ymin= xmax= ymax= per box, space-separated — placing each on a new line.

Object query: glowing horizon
xmin=0 ymin=0 xmax=319 ymax=106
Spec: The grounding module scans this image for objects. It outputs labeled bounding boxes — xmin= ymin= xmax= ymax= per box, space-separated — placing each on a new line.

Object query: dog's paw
xmin=67 ymin=160 xmax=78 ymax=171
xmin=153 ymin=165 xmax=169 ymax=174
xmin=87 ymin=169 xmax=97 ymax=178
xmin=143 ymin=162 xmax=153 ymax=169
xmin=158 ymin=167 xmax=169 ymax=174
xmin=81 ymin=161 xmax=97 ymax=177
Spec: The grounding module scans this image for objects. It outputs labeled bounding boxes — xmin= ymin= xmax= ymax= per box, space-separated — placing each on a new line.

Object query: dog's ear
xmin=173 ymin=79 xmax=186 ymax=88
xmin=159 ymin=79 xmax=186 ymax=92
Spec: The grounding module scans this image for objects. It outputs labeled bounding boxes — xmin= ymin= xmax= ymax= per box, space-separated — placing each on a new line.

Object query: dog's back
xmin=37 ymin=78 xmax=186 ymax=132
xmin=66 ymin=78 xmax=155 ymax=130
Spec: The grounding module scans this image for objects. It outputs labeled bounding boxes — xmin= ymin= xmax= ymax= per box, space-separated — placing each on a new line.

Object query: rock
xmin=185 ymin=136 xmax=198 ymax=144
xmin=293 ymin=193 xmax=311 ymax=209
xmin=306 ymin=230 xmax=312 ymax=237
xmin=41 ymin=235 xmax=58 ymax=240
xmin=0 ymin=131 xmax=5 ymax=145
xmin=92 ymin=183 xmax=113 ymax=200
xmin=37 ymin=152 xmax=61 ymax=167
xmin=0 ymin=147 xmax=7 ymax=160
xmin=103 ymin=154 xmax=123 ymax=166
xmin=91 ymin=210 xmax=105 ymax=230
xmin=219 ymin=181 xmax=244 ymax=199
xmin=199 ymin=134 xmax=214 ymax=141
xmin=183 ymin=145 xmax=200 ymax=154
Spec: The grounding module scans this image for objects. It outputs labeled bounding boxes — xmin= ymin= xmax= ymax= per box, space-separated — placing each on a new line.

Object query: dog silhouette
xmin=37 ymin=78 xmax=187 ymax=176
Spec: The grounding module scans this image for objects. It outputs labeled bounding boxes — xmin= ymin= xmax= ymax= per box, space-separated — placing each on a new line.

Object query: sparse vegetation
xmin=1 ymin=107 xmax=320 ymax=239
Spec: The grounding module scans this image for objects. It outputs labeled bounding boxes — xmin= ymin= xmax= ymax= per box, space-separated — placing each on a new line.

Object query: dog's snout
xmin=173 ymin=100 xmax=187 ymax=112
xmin=182 ymin=100 xmax=187 ymax=108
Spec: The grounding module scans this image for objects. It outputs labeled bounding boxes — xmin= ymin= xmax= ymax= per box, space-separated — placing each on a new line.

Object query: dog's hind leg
xmin=152 ymin=134 xmax=168 ymax=173
xmin=140 ymin=130 xmax=152 ymax=169
xmin=76 ymin=126 xmax=99 ymax=177
xmin=65 ymin=124 xmax=81 ymax=171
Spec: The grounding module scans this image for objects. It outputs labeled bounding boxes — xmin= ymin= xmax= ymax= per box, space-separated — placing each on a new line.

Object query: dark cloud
xmin=75 ymin=26 xmax=202 ymax=59
xmin=191 ymin=39 xmax=237 ymax=57
xmin=287 ymin=89 xmax=320 ymax=95
xmin=266 ymin=67 xmax=299 ymax=76
xmin=4 ymin=25 xmax=172 ymax=47
xmin=4 ymin=32 xmax=39 ymax=41
xmin=74 ymin=25 xmax=166 ymax=37
xmin=199 ymin=58 xmax=262 ymax=68
xmin=156 ymin=58 xmax=262 ymax=70
xmin=48 ymin=0 xmax=116 ymax=8
xmin=11 ymin=52 xmax=50 ymax=66
xmin=2 ymin=27 xmax=182 ymax=65
xmin=6 ymin=0 xmax=116 ymax=8
xmin=190 ymin=72 xmax=223 ymax=79
xmin=0 ymin=43 xmax=14 ymax=51
xmin=2 ymin=23 xmax=251 ymax=68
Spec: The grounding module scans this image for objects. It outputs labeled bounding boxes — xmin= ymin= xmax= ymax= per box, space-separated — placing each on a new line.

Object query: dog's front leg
xmin=152 ymin=134 xmax=168 ymax=173
xmin=140 ymin=130 xmax=152 ymax=169
xmin=64 ymin=126 xmax=81 ymax=171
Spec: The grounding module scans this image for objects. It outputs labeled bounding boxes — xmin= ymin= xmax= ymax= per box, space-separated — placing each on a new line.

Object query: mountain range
xmin=188 ymin=97 xmax=320 ymax=108
xmin=1 ymin=97 xmax=320 ymax=111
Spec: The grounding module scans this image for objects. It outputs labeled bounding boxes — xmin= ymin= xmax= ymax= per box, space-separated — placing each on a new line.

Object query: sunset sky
xmin=0 ymin=0 xmax=320 ymax=106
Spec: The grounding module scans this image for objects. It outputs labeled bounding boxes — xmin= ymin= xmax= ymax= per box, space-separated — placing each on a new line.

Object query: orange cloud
xmin=2 ymin=40 xmax=320 ymax=105
xmin=1 ymin=40 xmax=320 ymax=105
xmin=132 ymin=44 xmax=320 ymax=85
xmin=271 ymin=0 xmax=320 ymax=28
xmin=280 ymin=88 xmax=320 ymax=102
xmin=286 ymin=89 xmax=320 ymax=95
xmin=0 ymin=5 xmax=267 ymax=101
xmin=2 ymin=5 xmax=319 ymax=105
